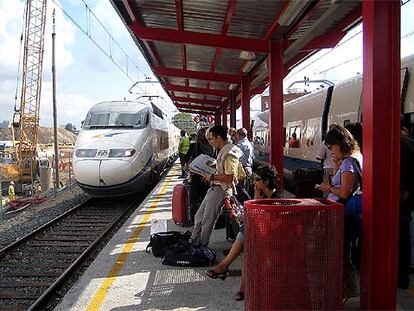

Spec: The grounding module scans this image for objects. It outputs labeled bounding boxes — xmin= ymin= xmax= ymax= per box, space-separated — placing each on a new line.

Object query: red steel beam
xmin=179 ymin=109 xmax=217 ymax=116
xmin=165 ymin=83 xmax=228 ymax=97
xmin=360 ymin=1 xmax=400 ymax=309
xmin=269 ymin=40 xmax=284 ymax=189
xmin=154 ymin=66 xmax=240 ymax=83
xmin=172 ymin=95 xmax=223 ymax=106
xmin=302 ymin=6 xmax=362 ymax=52
xmin=175 ymin=103 xmax=218 ymax=112
xmin=263 ymin=0 xmax=290 ymax=41
xmin=285 ymin=0 xmax=323 ymax=40
xmin=129 ymin=22 xmax=269 ymax=53
xmin=175 ymin=0 xmax=189 ymax=87
xmin=206 ymin=0 xmax=237 ymax=91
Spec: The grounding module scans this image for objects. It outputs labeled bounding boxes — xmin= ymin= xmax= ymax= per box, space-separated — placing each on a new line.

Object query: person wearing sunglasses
xmin=205 ymin=164 xmax=281 ymax=301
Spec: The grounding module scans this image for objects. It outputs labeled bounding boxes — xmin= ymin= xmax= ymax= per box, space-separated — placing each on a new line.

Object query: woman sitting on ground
xmin=205 ymin=164 xmax=281 ymax=301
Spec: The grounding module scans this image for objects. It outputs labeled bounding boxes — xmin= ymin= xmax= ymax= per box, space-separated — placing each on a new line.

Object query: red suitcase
xmin=172 ymin=183 xmax=190 ymax=226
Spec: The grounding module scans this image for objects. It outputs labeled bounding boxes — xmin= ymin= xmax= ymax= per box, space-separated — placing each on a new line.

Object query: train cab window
xmin=84 ymin=113 xmax=110 ymax=128
xmin=288 ymin=125 xmax=301 ymax=148
xmin=116 ymin=110 xmax=148 ymax=129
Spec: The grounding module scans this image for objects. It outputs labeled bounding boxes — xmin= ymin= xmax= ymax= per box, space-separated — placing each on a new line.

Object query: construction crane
xmin=12 ymin=0 xmax=47 ymax=182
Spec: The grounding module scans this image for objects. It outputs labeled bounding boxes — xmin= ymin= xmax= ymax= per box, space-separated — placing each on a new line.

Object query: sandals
xmin=233 ymin=291 xmax=245 ymax=301
xmin=205 ymin=268 xmax=229 ymax=280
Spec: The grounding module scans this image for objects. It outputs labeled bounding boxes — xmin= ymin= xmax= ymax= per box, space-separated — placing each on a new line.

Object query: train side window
xmin=288 ymin=125 xmax=301 ymax=148
xmin=283 ymin=127 xmax=286 ymax=145
xmin=151 ymin=103 xmax=164 ymax=119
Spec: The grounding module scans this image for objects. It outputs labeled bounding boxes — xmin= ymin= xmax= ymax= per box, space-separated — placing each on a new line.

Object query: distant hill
xmin=0 ymin=127 xmax=77 ymax=145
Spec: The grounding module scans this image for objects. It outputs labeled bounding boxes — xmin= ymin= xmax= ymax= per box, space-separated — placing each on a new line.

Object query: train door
xmin=321 ymin=85 xmax=334 ymax=140
xmin=401 ymin=65 xmax=413 ymax=136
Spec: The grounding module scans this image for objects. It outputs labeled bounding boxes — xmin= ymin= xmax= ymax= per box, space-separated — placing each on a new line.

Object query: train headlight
xmin=108 ymin=149 xmax=136 ymax=157
xmin=75 ymin=149 xmax=97 ymax=157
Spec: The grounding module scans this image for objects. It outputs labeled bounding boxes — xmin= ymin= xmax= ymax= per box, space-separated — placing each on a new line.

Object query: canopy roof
xmin=111 ymin=0 xmax=362 ymax=115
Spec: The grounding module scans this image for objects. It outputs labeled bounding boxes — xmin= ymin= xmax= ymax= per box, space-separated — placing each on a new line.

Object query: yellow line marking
xmin=86 ymin=172 xmax=176 ymax=311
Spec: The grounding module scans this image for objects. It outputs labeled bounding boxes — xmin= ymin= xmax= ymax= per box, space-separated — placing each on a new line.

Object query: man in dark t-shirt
xmin=398 ymin=135 xmax=414 ymax=289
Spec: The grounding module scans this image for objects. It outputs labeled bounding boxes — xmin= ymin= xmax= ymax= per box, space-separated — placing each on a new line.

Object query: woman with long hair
xmin=316 ymin=125 xmax=363 ymax=300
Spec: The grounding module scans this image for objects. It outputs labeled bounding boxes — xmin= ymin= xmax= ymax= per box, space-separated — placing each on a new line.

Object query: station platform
xmin=56 ymin=162 xmax=243 ymax=311
xmin=55 ymin=162 xmax=414 ymax=311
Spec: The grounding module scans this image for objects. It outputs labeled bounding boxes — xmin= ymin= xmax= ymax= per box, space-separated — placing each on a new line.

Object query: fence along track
xmin=0 ymin=195 xmax=142 ymax=310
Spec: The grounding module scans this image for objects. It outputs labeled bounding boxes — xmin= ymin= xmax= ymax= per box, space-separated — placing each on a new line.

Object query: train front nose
xmin=74 ymin=159 xmax=133 ymax=186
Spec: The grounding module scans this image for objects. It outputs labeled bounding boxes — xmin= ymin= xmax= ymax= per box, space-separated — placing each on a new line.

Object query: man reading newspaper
xmin=189 ymin=125 xmax=243 ymax=247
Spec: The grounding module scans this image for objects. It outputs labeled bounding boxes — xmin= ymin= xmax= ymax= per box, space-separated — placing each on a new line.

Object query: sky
xmin=0 ymin=0 xmax=413 ymax=129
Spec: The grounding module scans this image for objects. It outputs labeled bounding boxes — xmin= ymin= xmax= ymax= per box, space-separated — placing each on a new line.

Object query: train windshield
xmin=83 ymin=110 xmax=148 ymax=129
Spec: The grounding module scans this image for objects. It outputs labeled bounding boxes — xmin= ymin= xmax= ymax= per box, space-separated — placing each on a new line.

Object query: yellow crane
xmin=12 ymin=0 xmax=47 ymax=182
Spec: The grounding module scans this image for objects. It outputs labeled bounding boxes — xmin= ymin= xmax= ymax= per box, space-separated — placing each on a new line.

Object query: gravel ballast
xmin=0 ymin=185 xmax=89 ymax=250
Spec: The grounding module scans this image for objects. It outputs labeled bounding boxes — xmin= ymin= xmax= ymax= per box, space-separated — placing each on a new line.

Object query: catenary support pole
xmin=52 ymin=9 xmax=60 ymax=191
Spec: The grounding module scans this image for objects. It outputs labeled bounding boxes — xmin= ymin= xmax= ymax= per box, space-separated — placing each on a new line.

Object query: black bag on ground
xmin=146 ymin=231 xmax=190 ymax=258
xmin=162 ymin=240 xmax=216 ymax=267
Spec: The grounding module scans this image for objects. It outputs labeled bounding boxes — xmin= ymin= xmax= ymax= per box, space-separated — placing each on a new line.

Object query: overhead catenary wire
xmin=50 ymin=0 xmax=147 ymax=83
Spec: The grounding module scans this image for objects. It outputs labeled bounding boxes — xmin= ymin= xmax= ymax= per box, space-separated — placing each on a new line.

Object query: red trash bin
xmin=244 ymin=198 xmax=343 ymax=310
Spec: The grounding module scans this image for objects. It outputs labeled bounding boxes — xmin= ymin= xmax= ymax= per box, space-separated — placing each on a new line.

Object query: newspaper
xmin=188 ymin=154 xmax=216 ymax=176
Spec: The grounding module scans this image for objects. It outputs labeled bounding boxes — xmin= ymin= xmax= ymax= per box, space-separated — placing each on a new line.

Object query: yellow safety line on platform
xmin=85 ymin=171 xmax=177 ymax=311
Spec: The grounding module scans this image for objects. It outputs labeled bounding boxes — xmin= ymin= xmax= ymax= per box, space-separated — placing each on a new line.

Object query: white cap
xmin=10 ymin=181 xmax=14 ymax=185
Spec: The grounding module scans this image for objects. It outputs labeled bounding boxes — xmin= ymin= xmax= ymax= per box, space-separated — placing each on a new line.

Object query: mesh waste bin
xmin=244 ymin=198 xmax=343 ymax=310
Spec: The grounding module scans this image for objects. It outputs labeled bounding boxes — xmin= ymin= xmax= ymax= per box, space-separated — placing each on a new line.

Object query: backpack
xmin=146 ymin=231 xmax=190 ymax=258
xmin=162 ymin=240 xmax=216 ymax=267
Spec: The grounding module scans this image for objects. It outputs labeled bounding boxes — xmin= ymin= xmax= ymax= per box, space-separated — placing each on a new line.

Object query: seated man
xmin=190 ymin=125 xmax=243 ymax=247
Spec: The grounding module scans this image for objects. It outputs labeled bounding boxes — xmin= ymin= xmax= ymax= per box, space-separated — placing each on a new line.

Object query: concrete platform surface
xmin=55 ymin=163 xmax=243 ymax=311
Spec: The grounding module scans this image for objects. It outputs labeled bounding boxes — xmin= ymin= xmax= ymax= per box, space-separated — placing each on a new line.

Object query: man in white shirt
xmin=316 ymin=142 xmax=334 ymax=197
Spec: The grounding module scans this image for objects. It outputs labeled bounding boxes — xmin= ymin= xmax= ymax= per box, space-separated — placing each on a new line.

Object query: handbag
xmin=224 ymin=196 xmax=244 ymax=225
xmin=344 ymin=157 xmax=363 ymax=217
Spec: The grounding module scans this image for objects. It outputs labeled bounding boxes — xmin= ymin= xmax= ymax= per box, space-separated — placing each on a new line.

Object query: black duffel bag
xmin=162 ymin=240 xmax=216 ymax=267
xmin=146 ymin=231 xmax=190 ymax=258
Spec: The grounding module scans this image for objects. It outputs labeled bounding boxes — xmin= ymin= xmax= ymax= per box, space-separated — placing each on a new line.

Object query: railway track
xmin=0 ymin=195 xmax=143 ymax=310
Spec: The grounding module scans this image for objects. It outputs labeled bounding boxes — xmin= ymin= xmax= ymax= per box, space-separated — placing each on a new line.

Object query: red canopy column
xmin=360 ymin=1 xmax=400 ymax=309
xmin=215 ymin=111 xmax=221 ymax=126
xmin=269 ymin=40 xmax=284 ymax=189
xmin=241 ymin=74 xmax=251 ymax=138
xmin=222 ymin=102 xmax=228 ymax=127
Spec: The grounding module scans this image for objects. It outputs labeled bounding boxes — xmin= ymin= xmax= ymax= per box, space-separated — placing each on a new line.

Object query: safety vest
xmin=8 ymin=185 xmax=15 ymax=201
xmin=179 ymin=136 xmax=190 ymax=154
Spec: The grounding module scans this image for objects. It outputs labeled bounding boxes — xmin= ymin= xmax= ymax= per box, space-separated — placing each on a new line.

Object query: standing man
xmin=235 ymin=128 xmax=254 ymax=191
xmin=399 ymin=133 xmax=414 ymax=289
xmin=190 ymin=125 xmax=243 ymax=246
xmin=8 ymin=181 xmax=15 ymax=201
xmin=178 ymin=129 xmax=190 ymax=178
xmin=316 ymin=124 xmax=337 ymax=197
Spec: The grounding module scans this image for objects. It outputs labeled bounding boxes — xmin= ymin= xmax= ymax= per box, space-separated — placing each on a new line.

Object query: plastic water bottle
xmin=150 ymin=218 xmax=167 ymax=236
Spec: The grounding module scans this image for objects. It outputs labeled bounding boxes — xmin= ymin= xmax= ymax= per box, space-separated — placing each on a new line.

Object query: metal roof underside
xmin=111 ymin=0 xmax=362 ymax=115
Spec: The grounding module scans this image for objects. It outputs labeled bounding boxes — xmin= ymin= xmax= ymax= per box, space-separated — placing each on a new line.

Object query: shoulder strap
xmin=349 ymin=157 xmax=362 ymax=188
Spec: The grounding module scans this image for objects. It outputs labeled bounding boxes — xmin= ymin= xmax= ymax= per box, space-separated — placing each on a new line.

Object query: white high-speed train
xmin=73 ymin=96 xmax=180 ymax=196
xmin=253 ymin=54 xmax=414 ymax=192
